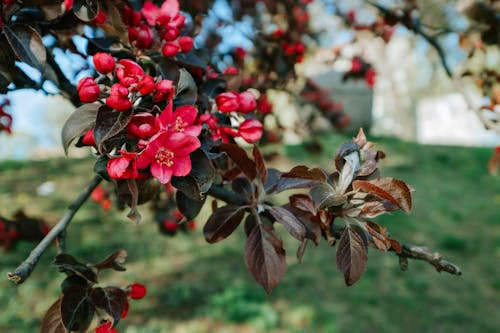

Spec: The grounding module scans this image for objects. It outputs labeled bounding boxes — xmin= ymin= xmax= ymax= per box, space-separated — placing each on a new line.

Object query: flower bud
xmin=77 ymin=77 xmax=100 ymax=103
xmin=106 ymin=84 xmax=131 ymax=111
xmin=178 ymin=36 xmax=194 ymax=53
xmin=162 ymin=41 xmax=180 ymax=57
xmin=238 ymin=119 xmax=263 ymax=143
xmin=153 ymin=80 xmax=174 ymax=102
xmin=215 ymin=92 xmax=239 ymax=113
xmin=238 ymin=91 xmax=257 ymax=113
xmin=128 ymin=283 xmax=147 ymax=299
xmin=93 ymin=52 xmax=115 ymax=75
xmin=126 ymin=113 xmax=158 ymax=139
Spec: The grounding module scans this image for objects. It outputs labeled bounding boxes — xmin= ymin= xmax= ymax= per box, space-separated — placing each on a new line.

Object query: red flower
xmin=138 ymin=75 xmax=156 ymax=95
xmin=216 ymin=92 xmax=239 ymax=113
xmin=107 ymin=151 xmax=139 ymax=180
xmin=238 ymin=119 xmax=263 ymax=143
xmin=128 ymin=282 xmax=147 ymax=299
xmin=64 ymin=0 xmax=73 ymax=11
xmin=235 ymin=47 xmax=246 ymax=60
xmin=365 ymin=68 xmax=376 ymax=87
xmin=178 ymin=36 xmax=194 ymax=53
xmin=162 ymin=41 xmax=180 ymax=57
xmin=258 ymin=94 xmax=273 ymax=114
xmin=351 ymin=58 xmax=363 ymax=73
xmin=116 ymin=59 xmax=144 ymax=88
xmin=91 ymin=10 xmax=107 ymax=25
xmin=153 ymin=80 xmax=174 ymax=102
xmin=162 ymin=219 xmax=178 ymax=233
xmin=223 ymin=67 xmax=239 ymax=75
xmin=169 ymin=12 xmax=185 ymax=28
xmin=137 ymin=132 xmax=200 ymax=184
xmin=157 ymin=103 xmax=201 ymax=137
xmin=95 ymin=321 xmax=116 ymax=333
xmin=0 ymin=106 xmax=13 ymax=134
xmin=161 ymin=26 xmax=180 ymax=41
xmin=129 ymin=24 xmax=154 ymax=48
xmin=93 ymin=52 xmax=115 ymax=75
xmin=77 ymin=77 xmax=100 ymax=103
xmin=238 ymin=91 xmax=257 ymax=113
xmin=106 ymin=84 xmax=131 ymax=111
xmin=127 ymin=113 xmax=159 ymax=139
xmin=82 ymin=129 xmax=96 ymax=146
xmin=121 ymin=300 xmax=129 ymax=318
xmin=91 ymin=185 xmax=107 ymax=203
xmin=122 ymin=5 xmax=142 ymax=26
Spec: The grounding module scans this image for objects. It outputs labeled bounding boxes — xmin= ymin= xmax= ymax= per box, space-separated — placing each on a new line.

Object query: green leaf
xmin=3 ymin=24 xmax=47 ymax=71
xmin=61 ymin=103 xmax=99 ymax=155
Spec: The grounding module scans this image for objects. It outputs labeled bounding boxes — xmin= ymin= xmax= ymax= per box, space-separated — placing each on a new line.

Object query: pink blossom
xmin=157 ymin=103 xmax=202 ymax=137
xmin=137 ymin=132 xmax=200 ymax=184
xmin=107 ymin=151 xmax=139 ymax=180
xmin=116 ymin=59 xmax=144 ymax=88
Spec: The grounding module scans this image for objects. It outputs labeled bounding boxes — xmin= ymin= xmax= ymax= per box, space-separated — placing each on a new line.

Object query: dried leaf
xmin=203 ymin=205 xmax=245 ymax=243
xmin=40 ymin=298 xmax=66 ymax=333
xmin=336 ymin=226 xmax=368 ymax=286
xmin=268 ymin=206 xmax=306 ymax=241
xmin=61 ymin=104 xmax=99 ymax=155
xmin=353 ymin=178 xmax=412 ymax=213
xmin=245 ymin=223 xmax=287 ymax=294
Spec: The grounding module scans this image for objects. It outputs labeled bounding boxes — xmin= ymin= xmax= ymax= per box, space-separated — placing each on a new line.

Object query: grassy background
xmin=1 ymin=133 xmax=499 ymax=333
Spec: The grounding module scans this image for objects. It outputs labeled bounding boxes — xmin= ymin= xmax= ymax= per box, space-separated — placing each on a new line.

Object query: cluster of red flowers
xmin=122 ymin=0 xmax=193 ymax=57
xmin=91 ymin=185 xmax=112 ymax=210
xmin=0 ymin=218 xmax=20 ymax=251
xmin=344 ymin=57 xmax=376 ymax=88
xmin=160 ymin=208 xmax=195 ymax=236
xmin=95 ymin=283 xmax=147 ymax=333
xmin=0 ymin=100 xmax=12 ymax=134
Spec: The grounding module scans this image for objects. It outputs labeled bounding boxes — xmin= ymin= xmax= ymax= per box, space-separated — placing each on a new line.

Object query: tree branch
xmin=7 ymin=175 xmax=103 ymax=284
xmin=396 ymin=243 xmax=462 ymax=275
xmin=207 ymin=184 xmax=247 ymax=206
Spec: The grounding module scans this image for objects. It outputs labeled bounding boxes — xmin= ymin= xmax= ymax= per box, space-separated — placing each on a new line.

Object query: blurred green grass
xmin=1 ymin=133 xmax=499 ymax=333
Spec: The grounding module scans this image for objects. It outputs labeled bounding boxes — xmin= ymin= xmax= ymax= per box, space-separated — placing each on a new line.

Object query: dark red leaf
xmin=282 ymin=165 xmax=326 ymax=182
xmin=310 ymin=183 xmax=346 ymax=210
xmin=219 ymin=143 xmax=256 ymax=180
xmin=289 ymin=194 xmax=316 ymax=215
xmin=244 ymin=223 xmax=286 ymax=294
xmin=125 ymin=178 xmax=141 ymax=224
xmin=296 ymin=239 xmax=308 ymax=263
xmin=353 ymin=178 xmax=412 ymax=213
xmin=252 ymin=145 xmax=267 ymax=183
xmin=60 ymin=285 xmax=94 ymax=332
xmin=61 ymin=103 xmax=99 ymax=155
xmin=90 ymin=286 xmax=128 ymax=327
xmin=336 ymin=226 xmax=368 ymax=286
xmin=93 ymin=106 xmax=131 ymax=154
xmin=176 ymin=190 xmax=205 ymax=220
xmin=93 ymin=249 xmax=127 ymax=272
xmin=334 ymin=141 xmax=360 ymax=172
xmin=390 ymin=238 xmax=402 ymax=254
xmin=40 ymin=297 xmax=66 ymax=333
xmin=203 ymin=205 xmax=246 ymax=243
xmin=364 ymin=221 xmax=391 ymax=251
xmin=3 ymin=24 xmax=46 ymax=71
xmin=283 ymin=204 xmax=321 ymax=245
xmin=53 ymin=254 xmax=98 ymax=284
xmin=268 ymin=206 xmax=306 ymax=241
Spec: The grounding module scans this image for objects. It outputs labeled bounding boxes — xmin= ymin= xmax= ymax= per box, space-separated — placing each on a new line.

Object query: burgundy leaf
xmin=3 ymin=25 xmax=46 ymax=71
xmin=336 ymin=226 xmax=368 ymax=286
xmin=61 ymin=103 xmax=99 ymax=155
xmin=252 ymin=145 xmax=267 ymax=183
xmin=289 ymin=194 xmax=316 ymax=215
xmin=40 ymin=297 xmax=66 ymax=333
xmin=283 ymin=204 xmax=321 ymax=245
xmin=296 ymin=239 xmax=308 ymax=263
xmin=353 ymin=178 xmax=412 ymax=213
xmin=282 ymin=165 xmax=326 ymax=182
xmin=364 ymin=221 xmax=391 ymax=251
xmin=245 ymin=223 xmax=287 ymax=294
xmin=219 ymin=143 xmax=256 ymax=180
xmin=60 ymin=285 xmax=94 ymax=332
xmin=358 ymin=201 xmax=389 ymax=218
xmin=176 ymin=190 xmax=205 ymax=220
xmin=89 ymin=286 xmax=128 ymax=327
xmin=73 ymin=0 xmax=100 ymax=22
xmin=203 ymin=205 xmax=246 ymax=243
xmin=389 ymin=238 xmax=403 ymax=254
xmin=93 ymin=106 xmax=131 ymax=154
xmin=93 ymin=249 xmax=127 ymax=272
xmin=268 ymin=206 xmax=306 ymax=241
xmin=125 ymin=178 xmax=141 ymax=224
xmin=53 ymin=254 xmax=98 ymax=284
xmin=310 ymin=183 xmax=346 ymax=210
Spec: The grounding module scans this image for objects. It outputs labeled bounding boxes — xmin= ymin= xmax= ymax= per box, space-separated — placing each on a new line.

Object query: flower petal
xmin=172 ymin=156 xmax=192 ymax=177
xmin=150 ymin=162 xmax=173 ymax=184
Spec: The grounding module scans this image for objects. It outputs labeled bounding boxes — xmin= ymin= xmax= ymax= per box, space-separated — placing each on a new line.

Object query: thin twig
xmin=396 ymin=243 xmax=462 ymax=275
xmin=7 ymin=175 xmax=103 ymax=284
